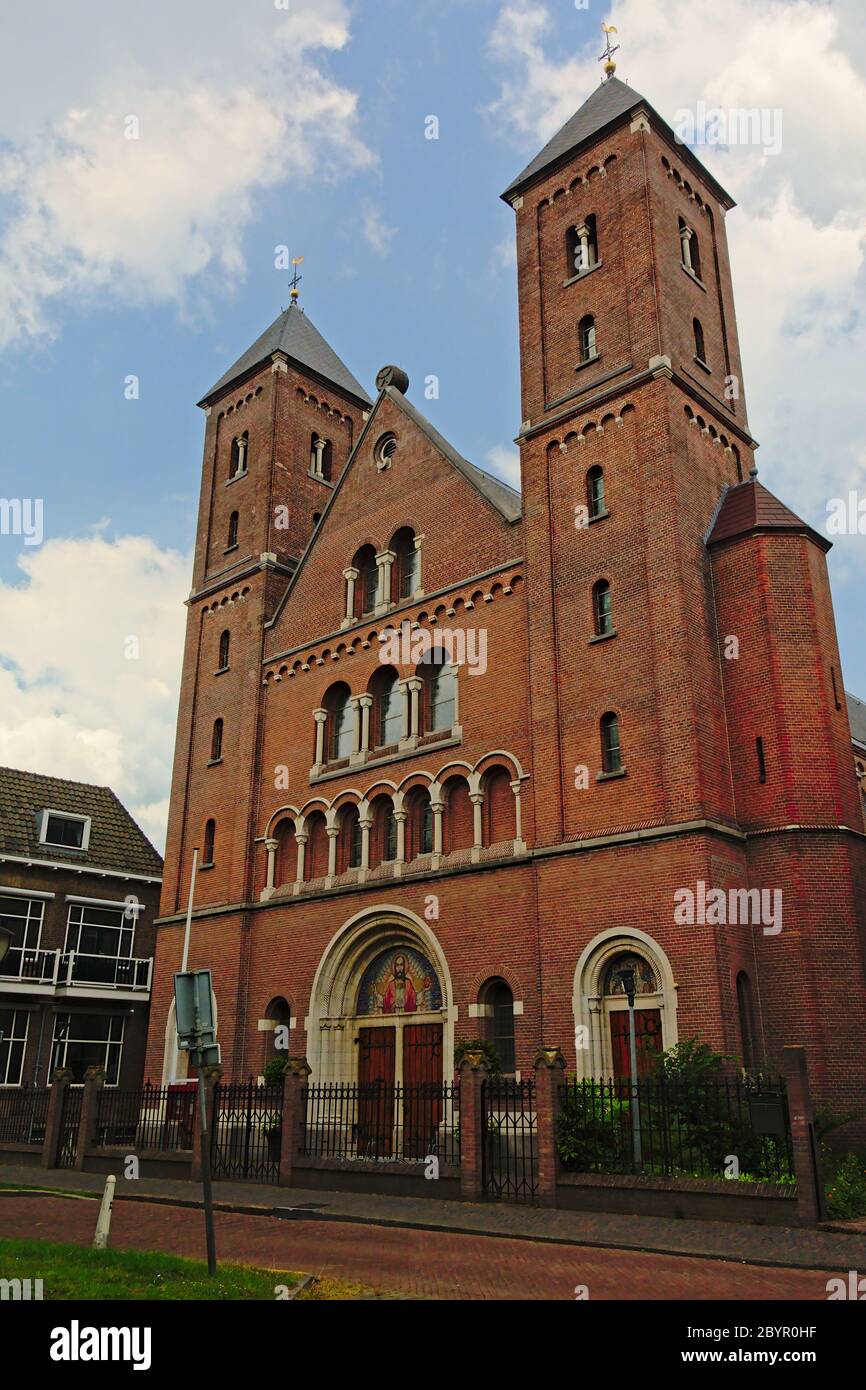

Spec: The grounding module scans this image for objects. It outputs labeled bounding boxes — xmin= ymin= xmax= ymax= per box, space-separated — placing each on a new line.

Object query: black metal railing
xmin=94 ymin=1082 xmax=196 ymax=1151
xmin=57 ymin=1086 xmax=83 ymax=1169
xmin=482 ymin=1077 xmax=538 ymax=1203
xmin=211 ymin=1079 xmax=283 ymax=1182
xmin=304 ymin=1081 xmax=460 ymax=1165
xmin=557 ymin=1075 xmax=794 ymax=1182
xmin=0 ymin=1085 xmax=50 ymax=1145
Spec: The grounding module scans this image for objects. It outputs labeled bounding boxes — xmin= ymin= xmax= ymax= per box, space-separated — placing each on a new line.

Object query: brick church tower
xmin=146 ymin=70 xmax=866 ymax=1134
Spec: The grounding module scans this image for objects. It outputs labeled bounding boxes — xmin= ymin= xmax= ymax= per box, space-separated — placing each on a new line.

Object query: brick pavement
xmin=0 ymin=1193 xmax=844 ymax=1301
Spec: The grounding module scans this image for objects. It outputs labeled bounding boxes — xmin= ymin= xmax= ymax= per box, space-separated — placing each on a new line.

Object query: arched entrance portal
xmin=307 ymin=907 xmax=454 ymax=1089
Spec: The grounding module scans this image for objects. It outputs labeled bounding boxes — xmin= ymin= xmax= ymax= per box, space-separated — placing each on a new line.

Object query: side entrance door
xmin=357 ymin=1027 xmax=395 ymax=1157
xmin=610 ymin=1009 xmax=663 ymax=1082
xmin=402 ymin=1023 xmax=443 ymax=1159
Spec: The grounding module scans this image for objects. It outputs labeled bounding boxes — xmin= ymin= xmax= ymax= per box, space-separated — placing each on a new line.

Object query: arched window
xmin=587 ymin=465 xmax=606 ymax=519
xmin=325 ymin=683 xmax=354 ymax=761
xmin=264 ymin=997 xmax=291 ymax=1061
xmin=482 ymin=767 xmax=513 ymax=845
xmin=579 ymin=314 xmax=597 ymax=362
xmin=693 ymin=317 xmax=707 ymax=363
xmin=444 ymin=776 xmax=473 ymax=853
xmin=420 ymin=655 xmax=456 ymax=733
xmin=736 ymin=972 xmax=757 ymax=1069
xmin=391 ymin=527 xmax=420 ymax=601
xmin=679 ymin=217 xmax=702 ymax=280
xmin=600 ymin=712 xmax=622 ymax=774
xmin=481 ymin=979 xmax=516 ymax=1075
xmin=310 ymin=433 xmax=333 ymax=481
xmin=305 ymin=812 xmax=329 ymax=880
xmin=210 ymin=718 xmax=224 ymax=762
xmin=227 ymin=511 xmax=239 ymax=549
xmin=370 ymin=667 xmax=403 ymax=748
xmin=338 ymin=805 xmax=362 ymax=872
xmin=218 ymin=630 xmax=230 ymax=672
xmin=203 ymin=818 xmax=216 ymax=867
xmin=593 ymin=579 xmax=614 ymax=637
xmin=406 ymin=787 xmax=433 ymax=859
xmin=229 ymin=432 xmax=248 ymax=480
xmin=353 ymin=545 xmax=379 ymax=617
xmin=369 ymin=797 xmax=397 ymax=868
xmin=312 ymin=512 xmax=321 ymax=533
xmin=274 ymin=818 xmax=296 ymax=885
xmin=375 ymin=433 xmax=397 ymax=470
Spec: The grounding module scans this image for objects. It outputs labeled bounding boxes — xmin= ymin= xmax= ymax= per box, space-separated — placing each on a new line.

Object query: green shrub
xmin=262 ymin=1057 xmax=287 ymax=1086
xmin=453 ymin=1037 xmax=501 ymax=1074
xmin=825 ymin=1152 xmax=866 ymax=1220
xmin=557 ymin=1079 xmax=631 ymax=1171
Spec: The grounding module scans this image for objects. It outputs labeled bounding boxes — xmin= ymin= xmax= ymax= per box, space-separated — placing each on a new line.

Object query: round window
xmin=375 ymin=433 xmax=397 ymax=470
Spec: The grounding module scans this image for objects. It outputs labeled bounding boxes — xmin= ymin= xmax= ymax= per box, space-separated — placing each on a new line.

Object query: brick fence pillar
xmin=783 ymin=1046 xmax=826 ymax=1225
xmin=191 ymin=1065 xmax=222 ymax=1182
xmin=41 ymin=1068 xmax=74 ymax=1169
xmin=74 ymin=1066 xmax=106 ymax=1171
xmin=533 ymin=1046 xmax=566 ymax=1208
xmin=279 ymin=1058 xmax=311 ymax=1188
xmin=458 ymin=1051 xmax=489 ymax=1201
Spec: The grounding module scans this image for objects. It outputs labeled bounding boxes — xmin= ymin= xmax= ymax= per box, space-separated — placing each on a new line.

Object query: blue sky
xmin=1 ymin=0 xmax=865 ymax=845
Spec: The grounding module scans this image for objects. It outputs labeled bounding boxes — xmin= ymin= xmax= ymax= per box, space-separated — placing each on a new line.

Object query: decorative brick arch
xmin=571 ymin=928 xmax=678 ymax=1080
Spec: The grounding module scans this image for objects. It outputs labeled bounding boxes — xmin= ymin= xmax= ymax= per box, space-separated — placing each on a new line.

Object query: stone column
xmin=349 ymin=696 xmax=363 ymax=763
xmin=326 ymin=825 xmax=340 ymax=881
xmin=278 ymin=1059 xmax=311 ymax=1188
xmin=680 ymin=223 xmax=693 ymax=270
xmin=394 ymin=809 xmax=408 ymax=872
xmin=533 ymin=1047 xmax=565 ymax=1208
xmin=264 ymin=838 xmax=278 ymax=897
xmin=510 ymin=780 xmax=526 ymax=852
xmin=313 ymin=437 xmax=326 ymax=477
xmin=75 ymin=1065 xmax=106 ymax=1171
xmin=312 ymin=708 xmax=328 ymax=772
xmin=431 ymin=791 xmax=444 ymax=861
xmin=236 ymin=435 xmax=248 ymax=473
xmin=375 ymin=550 xmax=395 ymax=614
xmin=470 ymin=791 xmax=484 ymax=861
xmin=358 ymin=694 xmax=373 ymax=756
xmin=458 ymin=1050 xmax=489 ymax=1201
xmin=294 ymin=833 xmax=308 ymax=890
xmin=342 ymin=567 xmax=358 ymax=627
xmin=398 ymin=680 xmax=413 ymax=748
xmin=783 ymin=1046 xmax=826 ymax=1225
xmin=42 ymin=1067 xmax=74 ymax=1169
xmin=574 ymin=223 xmax=590 ymax=273
xmin=412 ymin=534 xmax=425 ymax=596
xmin=359 ymin=808 xmax=372 ymax=883
xmin=407 ymin=677 xmax=423 ymax=739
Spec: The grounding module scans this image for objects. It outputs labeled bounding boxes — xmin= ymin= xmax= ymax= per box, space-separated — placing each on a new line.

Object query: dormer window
xmin=39 ymin=810 xmax=91 ymax=851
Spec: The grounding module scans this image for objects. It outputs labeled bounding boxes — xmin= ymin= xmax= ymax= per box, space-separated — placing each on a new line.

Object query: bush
xmin=454 ymin=1037 xmax=501 ymax=1074
xmin=262 ymin=1057 xmax=287 ymax=1086
xmin=824 ymin=1152 xmax=866 ymax=1220
xmin=557 ymin=1080 xmax=631 ymax=1172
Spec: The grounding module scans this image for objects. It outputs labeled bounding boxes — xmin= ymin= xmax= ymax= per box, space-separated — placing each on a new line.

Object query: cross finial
xmin=289 ymin=255 xmax=304 ymax=303
xmin=599 ymin=22 xmax=619 ymax=79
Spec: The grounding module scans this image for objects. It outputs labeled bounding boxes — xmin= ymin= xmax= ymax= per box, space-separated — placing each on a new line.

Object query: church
xmin=145 ymin=69 xmax=866 ymax=1133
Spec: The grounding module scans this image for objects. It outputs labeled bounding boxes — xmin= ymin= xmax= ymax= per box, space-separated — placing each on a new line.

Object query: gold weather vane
xmin=289 ymin=256 xmax=304 ymax=302
xmin=599 ymin=22 xmax=619 ymax=79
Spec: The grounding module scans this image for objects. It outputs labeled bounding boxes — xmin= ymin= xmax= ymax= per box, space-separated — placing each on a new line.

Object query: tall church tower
xmin=504 ymin=73 xmax=754 ymax=848
xmin=160 ymin=305 xmax=371 ymax=921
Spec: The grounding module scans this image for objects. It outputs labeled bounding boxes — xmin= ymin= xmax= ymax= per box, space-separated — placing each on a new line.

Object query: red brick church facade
xmin=145 ymin=76 xmax=866 ymax=1128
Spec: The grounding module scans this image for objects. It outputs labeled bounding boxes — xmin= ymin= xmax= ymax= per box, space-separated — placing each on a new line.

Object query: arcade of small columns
xmin=311 ymin=670 xmax=449 ymax=777
xmin=262 ymin=760 xmax=527 ymax=897
xmin=341 ymin=533 xmax=424 ymax=625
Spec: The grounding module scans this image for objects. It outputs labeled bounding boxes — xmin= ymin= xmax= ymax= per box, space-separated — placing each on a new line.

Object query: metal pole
xmin=197 ymin=1061 xmax=217 ymax=1276
xmin=93 ymin=1174 xmax=116 ymax=1249
xmin=627 ymin=997 xmax=642 ymax=1167
xmin=180 ymin=848 xmax=199 ymax=975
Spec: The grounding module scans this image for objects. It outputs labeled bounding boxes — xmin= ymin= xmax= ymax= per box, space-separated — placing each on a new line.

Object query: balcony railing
xmin=0 ymin=948 xmax=152 ymax=992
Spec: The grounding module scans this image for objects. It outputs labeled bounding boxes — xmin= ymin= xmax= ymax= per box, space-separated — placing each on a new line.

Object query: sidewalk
xmin=1 ymin=1162 xmax=864 ymax=1273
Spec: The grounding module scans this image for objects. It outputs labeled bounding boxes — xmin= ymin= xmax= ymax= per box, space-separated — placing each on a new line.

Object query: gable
xmin=265 ymin=387 xmax=522 ymax=656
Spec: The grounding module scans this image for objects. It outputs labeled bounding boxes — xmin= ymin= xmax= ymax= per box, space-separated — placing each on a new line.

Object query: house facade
xmin=145 ymin=74 xmax=866 ymax=1133
xmin=0 ymin=768 xmax=162 ymax=1089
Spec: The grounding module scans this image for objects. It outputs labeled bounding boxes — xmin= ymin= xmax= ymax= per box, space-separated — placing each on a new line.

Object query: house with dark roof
xmin=0 ymin=767 xmax=162 ymax=1090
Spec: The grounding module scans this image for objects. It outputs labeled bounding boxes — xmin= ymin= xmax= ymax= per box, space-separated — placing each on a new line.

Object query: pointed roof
xmin=847 ymin=691 xmax=866 ymax=750
xmin=706 ymin=478 xmax=830 ymax=552
xmin=198 ymin=303 xmax=371 ymax=408
xmin=501 ymin=75 xmax=735 ymax=208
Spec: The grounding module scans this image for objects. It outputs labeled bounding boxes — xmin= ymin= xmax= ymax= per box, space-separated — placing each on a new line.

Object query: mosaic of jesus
xmin=357 ymin=946 xmax=443 ymax=1016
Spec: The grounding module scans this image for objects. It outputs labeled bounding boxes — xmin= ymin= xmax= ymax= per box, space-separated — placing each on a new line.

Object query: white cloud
xmin=486 ymin=444 xmax=521 ymax=489
xmin=0 ymin=0 xmax=372 ymax=349
xmin=361 ymin=203 xmax=398 ymax=256
xmin=488 ymin=0 xmax=866 ymax=679
xmin=0 ymin=534 xmax=189 ymax=850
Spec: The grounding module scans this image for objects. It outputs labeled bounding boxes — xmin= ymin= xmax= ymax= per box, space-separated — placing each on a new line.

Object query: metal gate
xmin=210 ymin=1080 xmax=282 ymax=1183
xmin=482 ymin=1077 xmax=538 ymax=1203
xmin=57 ymin=1086 xmax=83 ymax=1169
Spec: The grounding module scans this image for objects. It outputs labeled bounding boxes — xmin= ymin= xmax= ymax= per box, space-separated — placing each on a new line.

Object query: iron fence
xmin=557 ymin=1075 xmax=794 ymax=1182
xmin=482 ymin=1077 xmax=538 ymax=1203
xmin=94 ymin=1082 xmax=196 ymax=1151
xmin=0 ymin=1085 xmax=50 ymax=1145
xmin=211 ymin=1079 xmax=283 ymax=1182
xmin=57 ymin=1086 xmax=83 ymax=1169
xmin=304 ymin=1080 xmax=460 ymax=1165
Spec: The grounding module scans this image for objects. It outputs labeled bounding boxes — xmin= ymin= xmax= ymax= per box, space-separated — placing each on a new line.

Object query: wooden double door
xmin=357 ymin=1022 xmax=443 ymax=1159
xmin=609 ymin=1008 xmax=663 ymax=1081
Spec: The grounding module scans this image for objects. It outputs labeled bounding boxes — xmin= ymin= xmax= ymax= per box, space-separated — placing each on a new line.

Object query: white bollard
xmin=92 ymin=1174 xmax=116 ymax=1250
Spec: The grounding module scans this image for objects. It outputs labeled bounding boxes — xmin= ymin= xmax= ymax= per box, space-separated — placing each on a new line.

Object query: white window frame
xmin=51 ymin=1012 xmax=125 ymax=1087
xmin=38 ymin=809 xmax=92 ymax=852
xmin=0 ymin=1008 xmax=30 ymax=1086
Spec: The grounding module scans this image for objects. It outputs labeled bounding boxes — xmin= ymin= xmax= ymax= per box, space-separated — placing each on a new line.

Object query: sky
xmin=0 ymin=0 xmax=864 ymax=851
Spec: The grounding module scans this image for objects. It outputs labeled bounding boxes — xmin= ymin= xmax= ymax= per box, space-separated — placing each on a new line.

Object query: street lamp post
xmin=615 ymin=967 xmax=642 ymax=1168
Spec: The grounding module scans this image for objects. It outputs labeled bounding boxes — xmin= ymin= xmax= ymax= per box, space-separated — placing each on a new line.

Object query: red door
xmin=357 ymin=1028 xmax=395 ymax=1157
xmin=403 ymin=1024 xmax=443 ymax=1160
xmin=610 ymin=1009 xmax=663 ymax=1081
